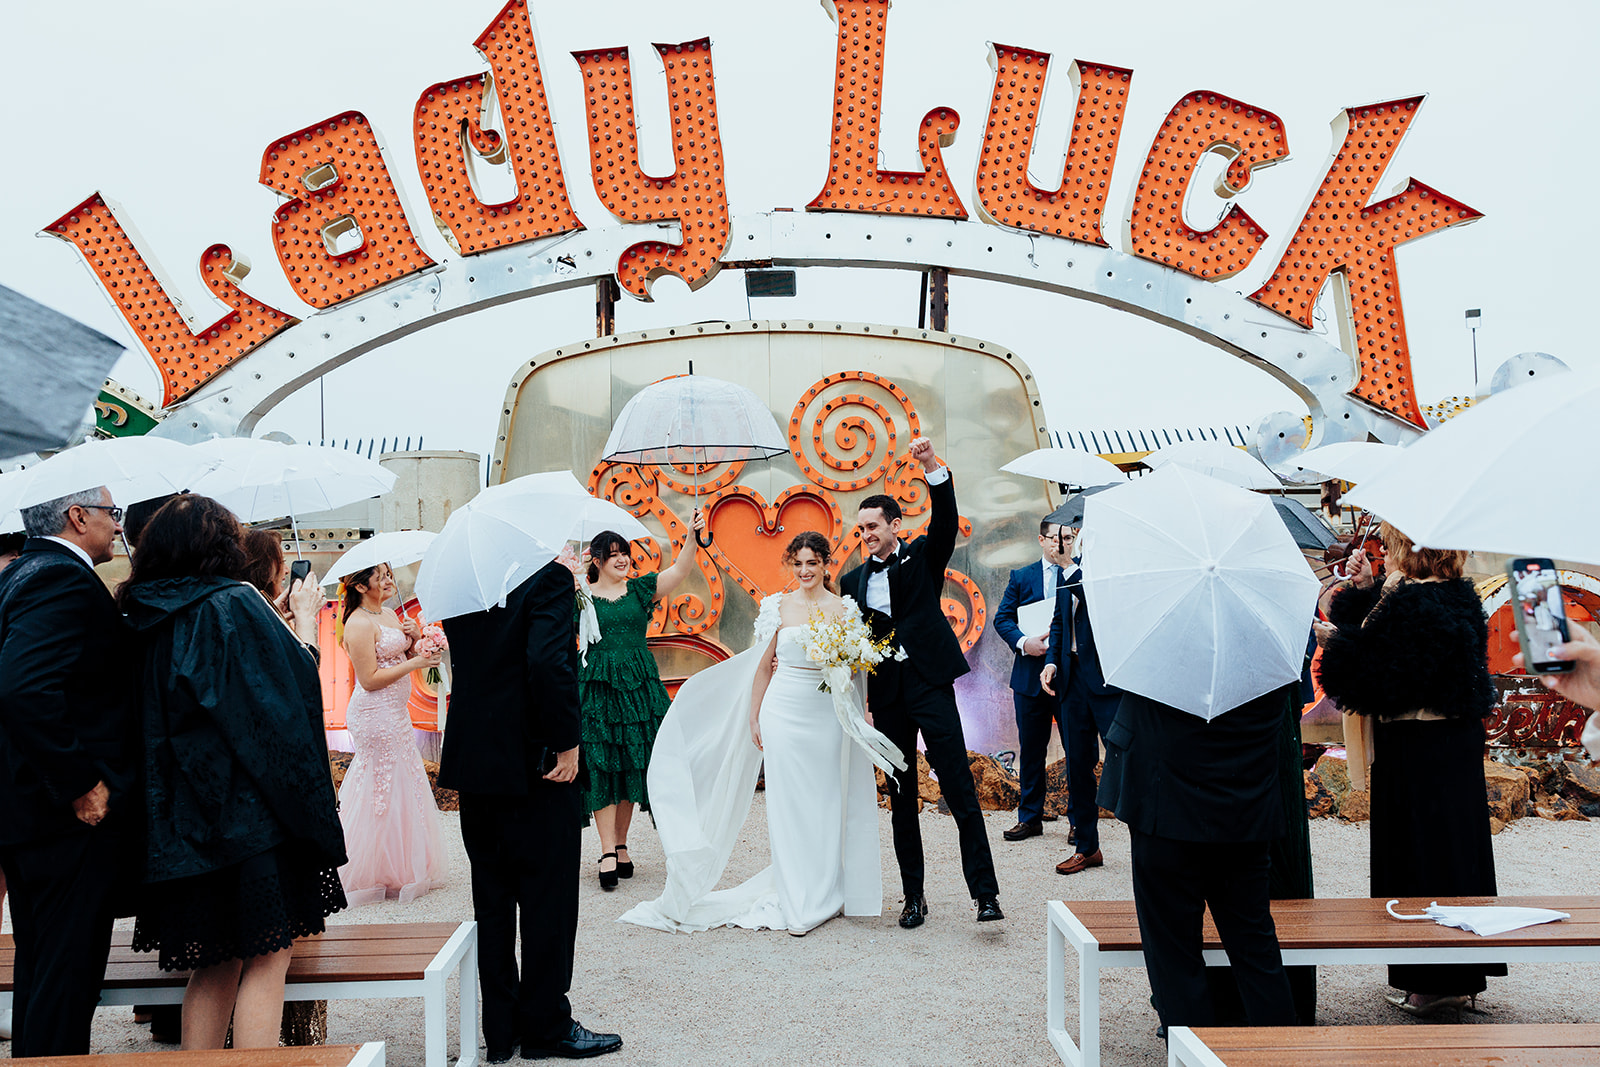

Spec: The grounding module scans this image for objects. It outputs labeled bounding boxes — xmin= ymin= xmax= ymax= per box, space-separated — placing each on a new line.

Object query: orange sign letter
xmin=1127 ymin=93 xmax=1288 ymax=279
xmin=975 ymin=50 xmax=1132 ymax=244
xmin=261 ymin=112 xmax=437 ymax=309
xmin=414 ymin=0 xmax=583 ymax=256
xmin=808 ymin=0 xmax=965 ymax=218
xmin=572 ymin=39 xmax=730 ymax=299
xmin=1250 ymin=98 xmax=1482 ymax=427
xmin=43 ymin=194 xmax=297 ymax=407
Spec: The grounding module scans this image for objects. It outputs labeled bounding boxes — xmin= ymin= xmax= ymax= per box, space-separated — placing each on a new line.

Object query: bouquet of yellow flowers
xmin=799 ymin=604 xmax=906 ymax=694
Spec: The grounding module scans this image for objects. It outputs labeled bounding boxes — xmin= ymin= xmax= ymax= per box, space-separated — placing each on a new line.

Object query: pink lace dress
xmin=338 ymin=625 xmax=448 ymax=906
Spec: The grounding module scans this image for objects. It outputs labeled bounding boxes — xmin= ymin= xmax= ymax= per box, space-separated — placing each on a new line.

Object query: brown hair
xmin=240 ymin=528 xmax=286 ymax=599
xmin=1379 ymin=521 xmax=1465 ymax=581
xmin=342 ymin=564 xmax=385 ymax=625
xmin=782 ymin=531 xmax=837 ymax=593
xmin=116 ymin=495 xmax=247 ymax=610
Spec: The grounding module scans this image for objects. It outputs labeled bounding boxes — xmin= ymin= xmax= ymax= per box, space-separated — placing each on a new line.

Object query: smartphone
xmin=289 ymin=559 xmax=312 ymax=588
xmin=1507 ymin=558 xmax=1575 ymax=674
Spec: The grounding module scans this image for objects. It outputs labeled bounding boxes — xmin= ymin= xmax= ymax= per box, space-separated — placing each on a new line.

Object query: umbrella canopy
xmin=1287 ymin=441 xmax=1401 ymax=484
xmin=0 ymin=284 xmax=125 ymax=459
xmin=1344 ymin=367 xmax=1600 ymax=562
xmin=601 ymin=375 xmax=787 ymax=467
xmin=1001 ymin=447 xmax=1126 ymax=488
xmin=1045 ymin=484 xmax=1117 ymax=528
xmin=0 ymin=468 xmax=28 ymax=533
xmin=1143 ymin=439 xmax=1282 ymax=490
xmin=415 ymin=472 xmax=651 ymax=621
xmin=322 ymin=530 xmax=438 ymax=586
xmin=1271 ymin=497 xmax=1338 ymax=551
xmin=12 ymin=435 xmax=215 ymax=510
xmin=1079 ymin=466 xmax=1320 ymax=721
xmin=187 ymin=439 xmax=395 ymax=523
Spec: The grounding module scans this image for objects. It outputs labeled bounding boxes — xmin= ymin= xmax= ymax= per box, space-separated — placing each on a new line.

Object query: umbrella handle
xmin=695 ymin=528 xmax=714 ymax=549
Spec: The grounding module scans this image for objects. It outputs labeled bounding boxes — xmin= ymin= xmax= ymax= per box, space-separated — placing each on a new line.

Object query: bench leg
xmin=1045 ymin=908 xmax=1097 ymax=1067
xmin=424 ymin=967 xmax=447 ymax=1067
xmin=1079 ymin=945 xmax=1101 ymax=1067
xmin=458 ymin=936 xmax=479 ymax=1067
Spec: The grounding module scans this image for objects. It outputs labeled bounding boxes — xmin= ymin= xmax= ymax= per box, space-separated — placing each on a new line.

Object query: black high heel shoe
xmin=598 ymin=852 xmax=619 ymax=891
xmin=615 ymin=843 xmax=634 ymax=879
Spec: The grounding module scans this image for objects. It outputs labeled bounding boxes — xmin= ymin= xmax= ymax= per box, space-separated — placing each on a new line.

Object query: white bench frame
xmin=0 ymin=923 xmax=476 ymax=1067
xmin=1046 ymin=900 xmax=1600 ymax=1067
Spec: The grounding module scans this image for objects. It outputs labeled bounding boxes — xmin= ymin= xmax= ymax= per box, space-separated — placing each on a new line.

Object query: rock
xmin=1555 ymin=761 xmax=1600 ymax=803
xmin=329 ymin=751 xmax=352 ymax=789
xmin=1304 ymin=769 xmax=1337 ymax=819
xmin=1044 ymin=758 xmax=1069 ymax=819
xmin=968 ymin=751 xmax=1020 ymax=811
xmin=1536 ymin=796 xmax=1590 ymax=821
xmin=875 ymin=754 xmax=940 ymax=812
xmin=1483 ymin=760 xmax=1530 ymax=825
xmin=1339 ymin=788 xmax=1370 ymax=822
xmin=1311 ymin=753 xmax=1351 ymax=797
xmin=1489 ymin=816 xmax=1507 ymax=835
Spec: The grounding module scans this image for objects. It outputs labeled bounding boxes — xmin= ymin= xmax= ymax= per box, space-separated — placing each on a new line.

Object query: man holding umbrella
xmin=1039 ymin=499 xmax=1122 ymax=877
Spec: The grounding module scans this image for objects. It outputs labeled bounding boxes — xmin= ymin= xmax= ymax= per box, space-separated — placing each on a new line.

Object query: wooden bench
xmin=1167 ymin=1023 xmax=1600 ymax=1066
xmin=0 ymin=923 xmax=476 ymax=1067
xmin=1046 ymin=896 xmax=1600 ymax=1067
xmin=9 ymin=1045 xmax=385 ymax=1067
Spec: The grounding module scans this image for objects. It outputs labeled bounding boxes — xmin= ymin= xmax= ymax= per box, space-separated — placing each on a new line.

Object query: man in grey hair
xmin=0 ymin=486 xmax=137 ymax=1054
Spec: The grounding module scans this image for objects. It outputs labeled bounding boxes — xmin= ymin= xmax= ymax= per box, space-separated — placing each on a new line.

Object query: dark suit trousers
xmin=1062 ymin=661 xmax=1119 ymax=855
xmin=459 ymin=784 xmax=581 ymax=1054
xmin=1013 ymin=688 xmax=1062 ymax=824
xmin=0 ymin=826 xmax=123 ymax=1055
xmin=877 ymin=669 xmax=998 ymax=901
xmin=1130 ymin=831 xmax=1295 ymax=1029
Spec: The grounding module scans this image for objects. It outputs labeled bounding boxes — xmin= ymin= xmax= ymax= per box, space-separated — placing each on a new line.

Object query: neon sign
xmin=42 ymin=0 xmax=1478 ymax=433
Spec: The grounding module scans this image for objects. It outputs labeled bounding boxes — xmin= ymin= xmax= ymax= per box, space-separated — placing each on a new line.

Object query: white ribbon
xmin=576 ymin=578 xmax=603 ymax=667
xmin=822 ymin=663 xmax=906 ymax=776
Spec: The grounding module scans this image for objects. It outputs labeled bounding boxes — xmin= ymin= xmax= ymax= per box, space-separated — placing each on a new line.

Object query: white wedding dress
xmin=620 ymin=595 xmax=902 ymax=934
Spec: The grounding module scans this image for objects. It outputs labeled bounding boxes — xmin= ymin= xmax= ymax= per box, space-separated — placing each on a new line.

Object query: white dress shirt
xmin=864 ymin=465 xmax=949 ymax=616
xmin=1015 ymin=558 xmax=1058 ymax=652
xmin=43 ymin=536 xmax=94 ymax=569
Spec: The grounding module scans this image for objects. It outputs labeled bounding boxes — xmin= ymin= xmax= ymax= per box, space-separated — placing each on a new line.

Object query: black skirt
xmin=1370 ymin=714 xmax=1504 ymax=995
xmin=133 ymin=843 xmax=347 ymax=971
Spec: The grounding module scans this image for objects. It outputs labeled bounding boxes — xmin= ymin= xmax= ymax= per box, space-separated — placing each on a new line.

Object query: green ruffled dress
xmin=579 ymin=571 xmax=669 ymax=813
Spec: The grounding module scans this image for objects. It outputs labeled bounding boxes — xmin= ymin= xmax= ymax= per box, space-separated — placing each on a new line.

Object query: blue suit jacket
xmin=994 ymin=561 xmax=1052 ymax=697
xmin=1047 ymin=565 xmax=1121 ymax=699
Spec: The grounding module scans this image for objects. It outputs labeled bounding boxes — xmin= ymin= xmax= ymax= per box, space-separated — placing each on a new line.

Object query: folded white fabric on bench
xmin=1386 ymin=899 xmax=1571 ymax=937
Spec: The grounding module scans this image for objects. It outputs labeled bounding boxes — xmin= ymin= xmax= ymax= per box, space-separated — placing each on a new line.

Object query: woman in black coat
xmin=118 ymin=496 xmax=346 ymax=1049
xmin=1315 ymin=521 xmax=1500 ymax=1019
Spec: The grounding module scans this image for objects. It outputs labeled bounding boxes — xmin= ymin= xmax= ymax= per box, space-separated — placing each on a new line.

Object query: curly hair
xmin=782 ymin=530 xmax=837 ymax=593
xmin=1379 ymin=521 xmax=1465 ymax=581
xmin=586 ymin=531 xmax=633 ymax=584
xmin=240 ymin=528 xmax=287 ymax=599
xmin=116 ymin=495 xmax=247 ymax=611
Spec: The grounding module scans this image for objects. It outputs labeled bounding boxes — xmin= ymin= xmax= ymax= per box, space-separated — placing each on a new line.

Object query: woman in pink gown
xmin=338 ymin=563 xmax=449 ymax=906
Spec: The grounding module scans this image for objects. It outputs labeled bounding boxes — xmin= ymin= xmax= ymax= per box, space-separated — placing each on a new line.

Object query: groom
xmin=844 ymin=437 xmax=1002 ymax=927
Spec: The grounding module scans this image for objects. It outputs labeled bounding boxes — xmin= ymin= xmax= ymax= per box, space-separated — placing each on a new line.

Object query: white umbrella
xmin=0 ymin=468 xmax=28 ymax=533
xmin=1288 ymin=441 xmax=1402 ymax=484
xmin=602 ymin=373 xmax=786 ymax=546
xmin=1078 ymin=465 xmax=1320 ymax=721
xmin=1143 ymin=439 xmax=1282 ymax=491
xmin=415 ymin=472 xmax=651 ymax=621
xmin=322 ymin=530 xmax=438 ymax=586
xmin=1001 ymin=447 xmax=1126 ymax=488
xmin=1344 ymin=366 xmax=1600 ymax=562
xmin=12 ymin=435 xmax=217 ymax=510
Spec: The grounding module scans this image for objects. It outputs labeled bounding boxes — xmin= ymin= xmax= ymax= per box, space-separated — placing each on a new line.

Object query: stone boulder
xmin=1536 ymin=795 xmax=1590 ymax=822
xmin=1044 ymin=758 xmax=1070 ymax=818
xmin=968 ymin=751 xmax=1020 ymax=811
xmin=1339 ymin=789 xmax=1370 ymax=823
xmin=875 ymin=753 xmax=941 ymax=811
xmin=1304 ymin=767 xmax=1337 ymax=819
xmin=1555 ymin=761 xmax=1600 ymax=803
xmin=1483 ymin=760 xmax=1531 ymax=825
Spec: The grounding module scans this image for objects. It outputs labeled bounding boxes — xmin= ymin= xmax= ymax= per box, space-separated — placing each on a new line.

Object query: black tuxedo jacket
xmin=0 ymin=539 xmax=136 ymax=847
xmin=1046 ymin=567 xmax=1120 ymax=698
xmin=841 ymin=475 xmax=969 ymax=688
xmin=438 ymin=560 xmax=581 ymax=797
xmin=1097 ymin=687 xmax=1291 ymax=844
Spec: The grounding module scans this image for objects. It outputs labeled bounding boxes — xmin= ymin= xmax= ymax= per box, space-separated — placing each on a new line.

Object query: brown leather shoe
xmin=1002 ymin=819 xmax=1042 ymax=841
xmin=1055 ymin=849 xmax=1104 ymax=875
xmin=1040 ymin=812 xmax=1059 ymax=822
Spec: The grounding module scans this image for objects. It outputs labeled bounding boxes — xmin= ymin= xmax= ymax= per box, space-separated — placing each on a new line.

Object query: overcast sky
xmin=2 ymin=0 xmax=1593 ymax=461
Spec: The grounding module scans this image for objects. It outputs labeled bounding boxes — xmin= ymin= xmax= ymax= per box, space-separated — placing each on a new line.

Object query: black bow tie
xmin=867 ymin=553 xmax=897 ymax=574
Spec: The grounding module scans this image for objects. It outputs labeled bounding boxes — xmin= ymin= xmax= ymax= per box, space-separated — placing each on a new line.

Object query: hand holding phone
xmin=289 ymin=559 xmax=312 ymax=587
xmin=1508 ymin=558 xmax=1575 ymax=674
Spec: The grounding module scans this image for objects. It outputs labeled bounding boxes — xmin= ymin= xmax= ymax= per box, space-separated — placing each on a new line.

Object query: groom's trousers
xmin=459 ymin=782 xmax=581 ymax=1056
xmin=875 ymin=668 xmax=999 ymax=902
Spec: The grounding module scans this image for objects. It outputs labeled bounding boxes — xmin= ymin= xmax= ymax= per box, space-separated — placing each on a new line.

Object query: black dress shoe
xmin=523 ymin=1020 xmax=623 ymax=1059
xmin=898 ymin=894 xmax=928 ymax=929
xmin=597 ymin=853 xmax=618 ymax=891
xmin=1002 ymin=819 xmax=1042 ymax=841
xmin=486 ymin=1046 xmax=516 ymax=1064
xmin=975 ymin=896 xmax=1004 ymax=922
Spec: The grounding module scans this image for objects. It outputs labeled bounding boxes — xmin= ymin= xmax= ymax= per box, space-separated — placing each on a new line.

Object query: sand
xmin=41 ymin=806 xmax=1600 ymax=1065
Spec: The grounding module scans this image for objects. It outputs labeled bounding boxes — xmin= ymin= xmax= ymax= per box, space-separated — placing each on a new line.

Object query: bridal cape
xmin=619 ymin=594 xmax=903 ymax=933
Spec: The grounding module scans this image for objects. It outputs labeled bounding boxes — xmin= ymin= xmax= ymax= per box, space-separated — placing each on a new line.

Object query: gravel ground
xmin=32 ymin=806 xmax=1600 ymax=1065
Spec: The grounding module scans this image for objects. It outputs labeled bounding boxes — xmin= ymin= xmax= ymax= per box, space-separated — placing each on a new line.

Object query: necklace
xmin=359 ymin=605 xmax=384 ymax=616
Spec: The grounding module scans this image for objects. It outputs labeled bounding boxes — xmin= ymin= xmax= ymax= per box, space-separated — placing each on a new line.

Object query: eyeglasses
xmin=77 ymin=504 xmax=124 ymax=523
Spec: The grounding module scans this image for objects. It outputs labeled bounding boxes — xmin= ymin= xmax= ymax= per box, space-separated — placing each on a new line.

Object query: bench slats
xmin=8 ymin=1045 xmax=371 ymax=1067
xmin=1186 ymin=1024 xmax=1600 ymax=1066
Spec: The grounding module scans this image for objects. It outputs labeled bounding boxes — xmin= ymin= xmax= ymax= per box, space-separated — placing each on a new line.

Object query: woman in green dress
xmin=582 ymin=510 xmax=705 ymax=889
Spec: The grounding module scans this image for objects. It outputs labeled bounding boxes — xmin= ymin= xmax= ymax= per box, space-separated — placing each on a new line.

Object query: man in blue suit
xmin=1040 ymin=521 xmax=1122 ymax=875
xmin=993 ymin=518 xmax=1067 ymax=842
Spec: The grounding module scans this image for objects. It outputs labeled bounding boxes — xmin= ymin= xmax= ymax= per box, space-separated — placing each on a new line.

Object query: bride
xmin=620 ymin=531 xmax=905 ymax=935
